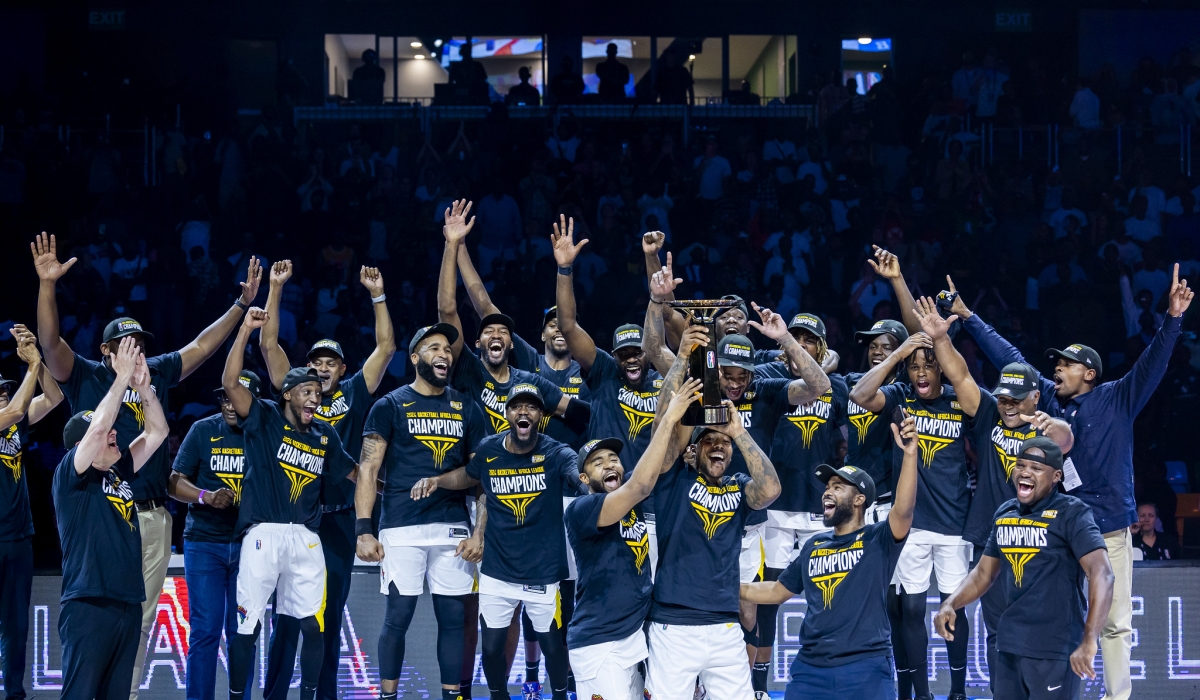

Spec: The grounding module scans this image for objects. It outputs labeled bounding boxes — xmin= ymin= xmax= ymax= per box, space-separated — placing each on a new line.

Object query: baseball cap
xmin=281 ymin=367 xmax=322 ymax=395
xmin=855 ymin=319 xmax=909 ymax=345
xmin=577 ymin=438 xmax=624 ymax=469
xmin=612 ymin=324 xmax=644 ymax=352
xmin=992 ymin=362 xmax=1039 ymax=400
xmin=715 ymin=294 xmax=749 ymax=319
xmin=688 ymin=426 xmax=721 ymax=445
xmin=788 ymin=313 xmax=826 ymax=341
xmin=717 ymin=334 xmax=756 ymax=372
xmin=103 ymin=317 xmax=154 ymax=343
xmin=216 ymin=370 xmax=262 ymax=398
xmin=815 ymin=463 xmax=876 ymax=508
xmin=408 ymin=323 xmax=460 ymax=354
xmin=63 ymin=410 xmax=97 ymax=447
xmin=0 ymin=374 xmax=17 ymax=395
xmin=478 ymin=313 xmax=515 ymax=336
xmin=507 ymin=383 xmax=544 ymax=410
xmin=307 ymin=339 xmax=344 ymax=361
xmin=542 ymin=306 xmax=558 ymax=327
xmin=1016 ymin=436 xmax=1064 ymax=470
xmin=1045 ymin=344 xmax=1103 ymax=378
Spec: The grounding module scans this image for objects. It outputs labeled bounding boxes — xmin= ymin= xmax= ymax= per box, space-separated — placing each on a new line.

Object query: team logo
xmin=237 ymin=605 xmax=249 ymax=622
xmin=847 ymin=398 xmax=877 ymax=444
xmin=910 ymin=402 xmax=963 ymax=467
xmin=121 ymin=386 xmax=157 ymax=428
xmin=276 ymin=435 xmax=326 ymax=502
xmin=570 ymin=377 xmax=583 ymax=384
xmin=1042 ymin=510 xmax=1057 ymax=519
xmin=618 ymin=386 xmax=658 ymax=443
xmin=993 ymin=445 xmax=1017 ymax=481
xmin=489 ymin=461 xmax=546 ymax=524
xmin=808 ymin=539 xmax=864 ymax=608
xmin=209 ymin=444 xmax=246 ymax=504
xmin=408 ymin=403 xmax=466 ymax=469
xmin=315 ymin=390 xmax=350 ymax=427
xmin=688 ymin=477 xmax=741 ymax=539
xmin=620 ymin=510 xmax=650 ymax=574
xmin=451 ymin=400 xmax=463 ymax=410
xmin=994 ymin=516 xmax=1048 ymax=587
xmin=990 ymin=424 xmax=1036 ymax=481
xmin=0 ymin=424 xmax=23 ymax=482
xmin=786 ymin=390 xmax=833 ymax=448
xmin=101 ymin=471 xmax=136 ymax=530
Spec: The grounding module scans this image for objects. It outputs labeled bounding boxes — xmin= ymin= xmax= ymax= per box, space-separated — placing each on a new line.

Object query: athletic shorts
xmin=646 ymin=621 xmax=752 ymax=700
xmin=478 ymin=574 xmax=560 ymax=633
xmin=236 ymin=523 xmax=326 ymax=634
xmin=892 ymin=528 xmax=973 ymax=594
xmin=764 ymin=511 xmax=827 ymax=569
xmin=570 ymin=629 xmax=648 ymax=700
xmin=864 ymin=501 xmax=892 ymax=525
xmin=379 ymin=523 xmax=475 ymax=596
xmin=740 ymin=523 xmax=766 ymax=584
xmin=995 ymin=651 xmax=1079 ymax=700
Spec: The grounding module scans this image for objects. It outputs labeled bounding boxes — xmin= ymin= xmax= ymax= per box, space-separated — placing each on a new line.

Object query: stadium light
xmin=414 ymin=54 xmax=426 ymax=60
xmin=410 ymin=41 xmax=423 ymax=48
xmin=858 ymin=37 xmax=872 ymax=45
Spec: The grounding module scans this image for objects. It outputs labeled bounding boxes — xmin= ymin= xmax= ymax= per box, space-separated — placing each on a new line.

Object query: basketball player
xmin=935 ymin=438 xmax=1114 ymax=700
xmin=54 ymin=338 xmax=168 ymax=700
xmin=353 ymin=323 xmax=487 ymax=700
xmin=221 ymin=309 xmax=359 ymax=700
xmin=33 ymin=232 xmax=262 ymax=698
xmin=741 ymin=412 xmax=921 ymax=700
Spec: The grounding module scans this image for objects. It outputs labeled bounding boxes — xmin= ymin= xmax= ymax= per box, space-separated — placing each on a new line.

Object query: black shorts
xmin=995 ymin=651 xmax=1079 ymax=700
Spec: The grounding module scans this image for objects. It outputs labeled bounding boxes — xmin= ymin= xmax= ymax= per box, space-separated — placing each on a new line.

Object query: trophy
xmin=666 ymin=299 xmax=740 ymax=426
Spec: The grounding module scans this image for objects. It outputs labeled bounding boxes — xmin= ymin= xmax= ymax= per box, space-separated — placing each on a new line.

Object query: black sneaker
xmin=947 ymin=694 xmax=968 ymax=700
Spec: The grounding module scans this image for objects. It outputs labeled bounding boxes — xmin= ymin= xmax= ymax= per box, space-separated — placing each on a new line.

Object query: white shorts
xmin=570 ymin=629 xmax=648 ymax=700
xmin=892 ymin=528 xmax=973 ymax=594
xmin=865 ymin=501 xmax=892 ymax=525
xmin=739 ymin=523 xmax=766 ymax=584
xmin=235 ymin=523 xmax=326 ymax=634
xmin=764 ymin=511 xmax=828 ymax=569
xmin=478 ymin=574 xmax=560 ymax=633
xmin=379 ymin=523 xmax=475 ymax=596
xmin=646 ymin=622 xmax=752 ymax=700
xmin=647 ymin=519 xmax=659 ymax=581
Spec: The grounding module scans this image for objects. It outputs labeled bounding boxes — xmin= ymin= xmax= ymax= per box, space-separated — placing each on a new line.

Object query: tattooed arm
xmin=722 ymin=400 xmax=781 ymax=510
xmin=650 ymin=324 xmax=709 ymax=464
xmin=747 ymin=302 xmax=830 ymax=404
xmin=457 ymin=489 xmax=486 ymax=563
xmin=642 ymin=258 xmax=686 ymax=375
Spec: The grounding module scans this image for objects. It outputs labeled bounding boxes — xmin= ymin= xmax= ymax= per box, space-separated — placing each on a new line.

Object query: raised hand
xmin=944 ymin=275 xmax=973 ymax=318
xmin=111 ymin=336 xmax=139 ymax=383
xmin=1168 ymin=263 xmax=1194 ymax=317
xmin=716 ymin=400 xmax=746 ymax=438
xmin=129 ymin=352 xmax=152 ymax=396
xmin=243 ymin=307 xmax=269 ymax=330
xmin=443 ymin=199 xmax=476 ymax=242
xmin=890 ymin=412 xmax=918 ymax=456
xmin=551 ymin=213 xmax=589 ymax=267
xmin=239 ymin=256 xmax=262 ymax=305
xmin=649 ymin=252 xmax=681 ymax=302
xmin=360 ymin=266 xmax=385 ymax=297
xmin=678 ymin=324 xmax=710 ymax=359
xmin=642 ymin=231 xmax=666 ymax=255
xmin=914 ymin=296 xmax=956 ymax=340
xmin=10 ymin=325 xmax=40 ymax=366
xmin=270 ymin=259 xmax=293 ymax=287
xmin=748 ymin=302 xmax=789 ymax=342
xmin=896 ymin=331 xmax=934 ymax=359
xmin=30 ymin=232 xmax=77 ymax=282
xmin=664 ymin=377 xmax=703 ymax=425
xmin=868 ymin=245 xmax=901 ymax=280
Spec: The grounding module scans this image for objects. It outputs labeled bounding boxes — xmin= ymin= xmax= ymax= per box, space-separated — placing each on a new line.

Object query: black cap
xmin=815 ymin=463 xmax=876 ymax=508
xmin=103 ymin=317 xmax=154 ymax=343
xmin=612 ymin=324 xmax=644 ymax=352
xmin=507 ymin=382 xmax=545 ymax=410
xmin=478 ymin=313 xmax=515 ymax=336
xmin=577 ymin=438 xmax=624 ymax=469
xmin=788 ymin=313 xmax=826 ymax=341
xmin=307 ymin=339 xmax=344 ymax=362
xmin=993 ymin=362 xmax=1039 ymax=400
xmin=0 ymin=374 xmax=17 ymax=395
xmin=1017 ymin=436 xmax=1064 ymax=470
xmin=717 ymin=334 xmax=756 ymax=372
xmin=855 ymin=319 xmax=909 ymax=345
xmin=409 ymin=323 xmax=460 ymax=354
xmin=715 ymin=294 xmax=749 ymax=319
xmin=281 ymin=367 xmax=322 ymax=395
xmin=1046 ymin=344 xmax=1103 ymax=378
xmin=63 ymin=410 xmax=97 ymax=447
xmin=217 ymin=370 xmax=262 ymax=399
xmin=542 ymin=306 xmax=558 ymax=327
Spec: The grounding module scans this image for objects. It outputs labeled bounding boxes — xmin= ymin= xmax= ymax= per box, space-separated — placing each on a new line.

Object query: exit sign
xmin=995 ymin=9 xmax=1032 ymax=32
xmin=88 ymin=9 xmax=127 ymax=30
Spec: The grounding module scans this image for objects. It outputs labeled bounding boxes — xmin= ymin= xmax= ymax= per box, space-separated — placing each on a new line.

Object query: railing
xmin=974 ymin=123 xmax=1195 ymax=177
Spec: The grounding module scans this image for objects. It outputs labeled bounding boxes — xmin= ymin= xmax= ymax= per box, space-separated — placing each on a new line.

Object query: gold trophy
xmin=666 ymin=299 xmax=740 ymax=426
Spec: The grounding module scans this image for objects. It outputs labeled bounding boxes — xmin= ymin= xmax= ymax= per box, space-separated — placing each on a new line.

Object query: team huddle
xmin=1 ymin=206 xmax=1192 ymax=700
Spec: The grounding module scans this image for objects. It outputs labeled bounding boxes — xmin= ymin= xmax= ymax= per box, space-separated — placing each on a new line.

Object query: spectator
xmin=506 ymin=66 xmax=541 ymax=106
xmin=594 ymin=43 xmax=630 ymax=102
xmin=951 ymin=52 xmax=982 ymax=111
xmin=187 ymin=246 xmax=220 ymax=313
xmin=1125 ymin=195 xmax=1162 ymax=242
xmin=1131 ymin=503 xmax=1179 ymax=560
xmin=297 ymin=164 xmax=334 ymax=212
xmin=848 ymin=259 xmax=893 ymax=321
xmin=475 ymin=179 xmax=523 ymax=274
xmin=1132 ymin=243 xmax=1170 ymax=307
xmin=637 ymin=181 xmax=674 ymax=238
xmin=762 ymin=125 xmax=798 ymax=185
xmin=654 ymin=49 xmax=694 ymax=105
xmin=1069 ymin=77 xmax=1102 ymax=130
xmin=693 ymin=137 xmax=732 ymax=201
xmin=447 ymin=42 xmax=488 ymax=90
xmin=935 ymin=139 xmax=970 ymax=201
xmin=549 ymin=56 xmax=585 ymax=105
xmin=975 ymin=51 xmax=1009 ymax=120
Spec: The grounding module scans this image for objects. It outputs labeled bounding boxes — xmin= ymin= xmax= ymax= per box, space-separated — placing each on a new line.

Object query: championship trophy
xmin=665 ymin=299 xmax=740 ymax=426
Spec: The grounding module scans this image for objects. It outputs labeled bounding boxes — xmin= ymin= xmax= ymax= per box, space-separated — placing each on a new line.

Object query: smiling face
xmin=1012 ymin=450 xmax=1061 ymax=505
xmin=1052 ymin=358 xmax=1095 ymax=400
xmin=581 ymin=448 xmax=625 ymax=494
xmin=477 ymin=324 xmax=513 ymax=369
xmin=906 ymin=349 xmax=943 ymax=399
xmin=504 ymin=397 xmax=544 ymax=447
xmin=866 ymin=333 xmax=899 ymax=367
xmin=542 ymin=319 xmax=569 ymax=358
xmin=413 ymin=334 xmax=453 ymax=388
xmin=695 ymin=431 xmax=733 ymax=482
xmin=719 ymin=366 xmax=752 ymax=401
xmin=92 ymin=428 xmax=122 ymax=467
xmin=996 ymin=393 xmax=1039 ymax=428
xmin=307 ymin=353 xmax=347 ymax=395
xmin=716 ymin=309 xmax=748 ymax=339
xmin=615 ymin=347 xmax=647 ymax=386
xmin=822 ymin=475 xmax=864 ymax=527
xmin=792 ymin=328 xmax=823 ymax=361
xmin=283 ymin=381 xmax=323 ymax=426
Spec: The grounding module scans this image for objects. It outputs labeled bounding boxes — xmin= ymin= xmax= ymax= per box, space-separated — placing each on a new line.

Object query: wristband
xmin=197 ymin=489 xmax=207 ymax=504
xmin=355 ymin=518 xmax=375 ymax=538
xmin=558 ymin=266 xmax=573 ymax=276
xmin=371 ymin=294 xmax=387 ymax=304
xmin=234 ymin=298 xmax=249 ymax=310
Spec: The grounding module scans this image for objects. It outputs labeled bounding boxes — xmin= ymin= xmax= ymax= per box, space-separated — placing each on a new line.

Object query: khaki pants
xmin=129 ymin=507 xmax=173 ymax=699
xmin=1101 ymin=528 xmax=1133 ymax=700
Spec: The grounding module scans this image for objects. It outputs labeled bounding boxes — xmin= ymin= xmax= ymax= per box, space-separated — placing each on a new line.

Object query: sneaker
xmin=521 ymin=682 xmax=543 ymax=700
xmin=754 ymin=692 xmax=770 ymax=700
xmin=692 ymin=683 xmax=706 ymax=700
xmin=947 ymin=695 xmax=967 ymax=700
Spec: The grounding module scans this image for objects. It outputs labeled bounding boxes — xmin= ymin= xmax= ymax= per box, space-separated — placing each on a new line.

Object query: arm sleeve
xmin=775 ymin=556 xmax=805 ymax=596
xmin=831 ymin=375 xmax=849 ymax=428
xmin=585 ymin=350 xmax=618 ymax=390
xmin=172 ymin=423 xmax=204 ymax=480
xmin=968 ymin=390 xmax=1000 ymax=440
xmin=151 ymin=352 xmax=184 ymax=388
xmin=464 ymin=449 xmax=483 ymax=480
xmin=463 ymin=402 xmax=487 ymax=455
xmin=1112 ymin=314 xmax=1183 ymax=417
xmin=962 ymin=314 xmax=1058 ymax=413
xmin=532 ymin=373 xmax=565 ymax=410
xmin=566 ymin=494 xmax=606 ymax=537
xmin=237 ymin=398 xmax=264 ymax=431
xmin=362 ymin=397 xmax=394 ymax=440
xmin=510 ymin=334 xmax=541 ymax=372
xmin=559 ymin=448 xmax=583 ymax=494
xmin=1067 ymin=503 xmax=1108 ymax=559
xmin=62 ymin=353 xmax=91 ymax=409
xmin=983 ymin=508 xmax=1003 ymax=558
xmin=879 ymin=383 xmax=905 ymax=415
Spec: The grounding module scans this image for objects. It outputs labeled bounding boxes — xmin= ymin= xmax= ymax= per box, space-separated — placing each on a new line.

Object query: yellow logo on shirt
xmin=620 ymin=510 xmax=650 ymax=574
xmin=785 ymin=390 xmax=834 ymax=448
xmin=0 ymin=425 xmax=22 ymax=482
xmin=688 ymin=478 xmax=741 ymax=539
xmin=315 ymin=390 xmax=350 ymax=427
xmin=807 ymin=539 xmax=865 ymax=608
xmin=489 ymin=463 xmax=546 ymax=524
xmin=102 ymin=471 xmax=136 ymax=530
xmin=276 ymin=435 xmax=326 ymax=503
xmin=994 ymin=517 xmax=1049 ymax=587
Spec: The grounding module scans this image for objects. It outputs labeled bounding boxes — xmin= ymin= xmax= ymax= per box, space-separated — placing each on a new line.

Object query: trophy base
xmin=702 ymin=404 xmax=729 ymax=426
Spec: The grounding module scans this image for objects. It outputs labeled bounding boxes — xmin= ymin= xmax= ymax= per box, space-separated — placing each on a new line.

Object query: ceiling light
xmin=688 ymin=54 xmax=696 ymax=61
xmin=414 ymin=54 xmax=426 ymax=60
xmin=858 ymin=37 xmax=872 ymax=45
xmin=434 ymin=39 xmax=443 ymax=47
xmin=410 ymin=41 xmax=423 ymax=48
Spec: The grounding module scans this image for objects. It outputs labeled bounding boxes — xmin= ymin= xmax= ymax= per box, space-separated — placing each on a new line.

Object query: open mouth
xmin=1016 ymin=477 xmax=1035 ymax=499
xmin=486 ymin=339 xmax=506 ymax=360
xmin=1053 ymin=373 xmax=1064 ymax=388
xmin=870 ymin=355 xmax=885 ymax=366
xmin=726 ymin=386 xmax=745 ymax=400
xmin=514 ymin=417 xmax=533 ymax=431
xmin=602 ymin=470 xmax=621 ymax=490
xmin=822 ymin=494 xmax=836 ymax=518
xmin=623 ymin=365 xmax=643 ymax=383
xmin=432 ymin=358 xmax=449 ymax=376
xmin=707 ymin=449 xmax=727 ymax=469
xmin=915 ymin=379 xmax=932 ymax=396
xmin=301 ymin=406 xmax=316 ymax=421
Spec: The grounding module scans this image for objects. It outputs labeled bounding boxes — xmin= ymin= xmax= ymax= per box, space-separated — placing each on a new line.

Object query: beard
xmin=416 ymin=359 xmax=449 ymax=388
xmin=546 ymin=342 xmax=570 ymax=361
xmin=823 ymin=498 xmax=855 ymax=528
xmin=510 ymin=427 xmax=538 ymax=451
xmin=482 ymin=345 xmax=511 ymax=370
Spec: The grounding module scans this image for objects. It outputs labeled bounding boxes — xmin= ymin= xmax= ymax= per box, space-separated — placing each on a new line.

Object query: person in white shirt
xmin=1097 ymin=224 xmax=1144 ymax=268
xmin=975 ymin=53 xmax=1009 ymax=119
xmin=1125 ymin=195 xmax=1162 ymax=242
xmin=693 ymin=138 xmax=732 ymax=201
xmin=762 ymin=131 xmax=798 ymax=185
xmin=1048 ymin=189 xmax=1088 ymax=239
xmin=1128 ymin=172 xmax=1168 ymax=223
xmin=1069 ymin=79 xmax=1102 ymax=130
xmin=637 ymin=183 xmax=673 ymax=239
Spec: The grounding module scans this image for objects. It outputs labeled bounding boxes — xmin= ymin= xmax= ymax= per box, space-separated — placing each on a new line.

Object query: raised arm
xmin=222 ymin=309 xmax=267 ymax=419
xmin=31 ymin=232 xmax=78 ymax=381
xmin=642 ymin=256 xmax=683 ymax=375
xmin=178 ymin=256 xmax=260 ymax=380
xmin=359 ymin=266 xmax=397 ymax=394
xmin=260 ymin=260 xmax=293 ymax=391
xmin=650 ymin=325 xmax=708 ymax=454
xmin=439 ymin=199 xmax=476 ymax=359
xmin=126 ymin=352 xmax=169 ymax=471
xmin=724 ymin=401 xmax=781 ymax=510
xmin=914 ymin=296 xmax=980 ymax=416
xmin=27 ymin=359 xmax=65 ymax=425
xmin=73 ymin=337 xmax=136 ymax=474
xmin=552 ymin=214 xmax=597 ymax=370
xmin=1114 ymin=264 xmax=1192 ymax=416
xmin=848 ymin=332 xmax=933 ymax=412
xmin=870 ymin=246 xmax=921 ymax=334
xmin=888 ymin=413 xmax=920 ymax=541
xmin=934 ymin=555 xmax=1001 ymax=641
xmin=642 ymin=232 xmax=686 ymax=349
xmin=353 ymin=433 xmax=388 ymax=562
xmin=1020 ymin=411 xmax=1075 ymax=454
xmin=0 ymin=326 xmax=44 ymax=431
xmin=1072 ymin=548 xmax=1115 ymax=680
xmin=748 ymin=302 xmax=830 ymax=404
xmin=457 ymin=242 xmax=502 ymax=318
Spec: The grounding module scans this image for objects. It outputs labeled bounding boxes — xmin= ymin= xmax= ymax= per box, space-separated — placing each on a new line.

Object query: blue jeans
xmin=785 ymin=654 xmax=896 ymax=700
xmin=184 ymin=540 xmax=252 ymax=700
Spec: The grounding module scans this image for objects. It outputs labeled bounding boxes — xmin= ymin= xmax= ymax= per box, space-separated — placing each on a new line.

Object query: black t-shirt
xmin=465 ymin=433 xmax=581 ymax=585
xmin=565 ymin=494 xmax=652 ymax=648
xmin=651 ymin=460 xmax=754 ymax=624
xmin=585 ymin=350 xmax=662 ymax=483
xmin=721 ymin=377 xmax=794 ymax=525
xmin=237 ymin=398 xmax=357 ymax=534
xmin=1132 ymin=531 xmax=1177 ymax=560
xmin=315 ymin=370 xmax=373 ymax=467
xmin=452 ymin=351 xmax=565 ymax=436
xmin=771 ymin=374 xmax=849 ymax=513
xmin=881 ymin=384 xmax=969 ymax=536
xmin=845 ymin=372 xmax=904 ymax=498
xmin=364 ymin=385 xmax=487 ymax=530
xmin=512 ymin=334 xmax=593 ymax=449
xmin=63 ymin=352 xmax=183 ymax=501
xmin=173 ymin=415 xmax=246 ymax=543
xmin=0 ymin=420 xmax=33 ymax=540
xmin=963 ymin=390 xmax=1040 ymax=548
xmin=53 ymin=448 xmax=144 ymax=604
xmin=778 ymin=521 xmax=906 ymax=667
xmin=984 ymin=492 xmax=1106 ymax=660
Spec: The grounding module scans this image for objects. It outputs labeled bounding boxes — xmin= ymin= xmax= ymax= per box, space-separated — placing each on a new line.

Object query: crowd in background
xmin=1 ymin=44 xmax=1199 ymax=565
